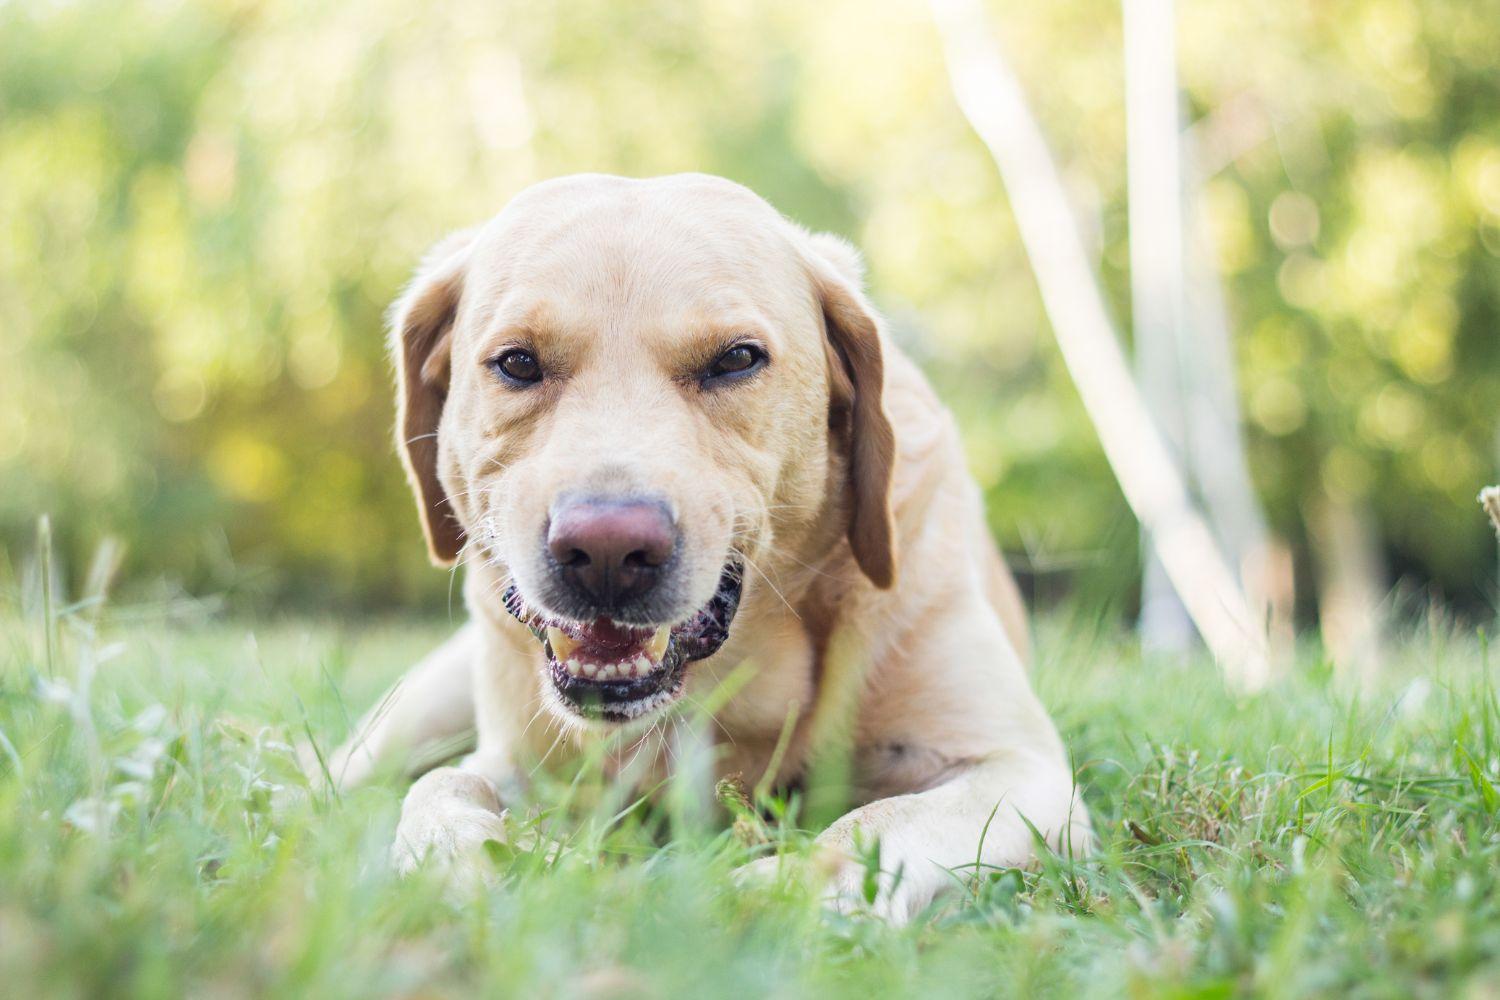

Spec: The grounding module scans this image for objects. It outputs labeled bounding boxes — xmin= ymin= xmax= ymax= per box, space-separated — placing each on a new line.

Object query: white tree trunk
xmin=929 ymin=0 xmax=1269 ymax=688
xmin=1124 ymin=0 xmax=1195 ymax=652
xmin=1309 ymin=492 xmax=1387 ymax=683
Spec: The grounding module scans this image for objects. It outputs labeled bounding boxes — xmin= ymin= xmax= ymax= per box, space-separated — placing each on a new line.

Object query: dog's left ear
xmin=804 ymin=233 xmax=897 ymax=589
xmin=389 ymin=226 xmax=480 ymax=566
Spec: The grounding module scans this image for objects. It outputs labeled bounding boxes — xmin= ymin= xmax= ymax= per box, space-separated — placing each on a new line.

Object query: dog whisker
xmin=737 ymin=552 xmax=799 ymax=621
xmin=682 ymin=691 xmax=739 ymax=749
xmin=517 ymin=691 xmax=558 ymax=747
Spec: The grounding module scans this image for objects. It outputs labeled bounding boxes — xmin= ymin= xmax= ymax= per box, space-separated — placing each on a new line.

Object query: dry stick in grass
xmin=929 ymin=0 xmax=1269 ymax=689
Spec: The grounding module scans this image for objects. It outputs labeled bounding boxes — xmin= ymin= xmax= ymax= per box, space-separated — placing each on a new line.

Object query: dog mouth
xmin=501 ymin=559 xmax=744 ymax=723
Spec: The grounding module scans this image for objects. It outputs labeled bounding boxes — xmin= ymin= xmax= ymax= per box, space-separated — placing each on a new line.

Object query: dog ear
xmin=389 ymin=227 xmax=480 ymax=566
xmin=805 ymin=233 xmax=897 ymax=589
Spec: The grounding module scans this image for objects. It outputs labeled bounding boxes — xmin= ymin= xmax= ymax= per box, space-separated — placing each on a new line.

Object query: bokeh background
xmin=2 ymin=0 xmax=1497 ymax=623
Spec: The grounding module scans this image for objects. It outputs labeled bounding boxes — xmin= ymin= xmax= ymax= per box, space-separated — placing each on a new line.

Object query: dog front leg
xmin=316 ymin=623 xmax=480 ymax=792
xmin=390 ymin=764 xmax=511 ymax=887
xmin=389 ymin=630 xmax=544 ymax=889
xmin=745 ymin=752 xmax=1090 ymax=923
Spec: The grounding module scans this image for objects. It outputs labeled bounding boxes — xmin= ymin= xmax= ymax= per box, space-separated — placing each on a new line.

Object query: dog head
xmin=390 ymin=174 xmax=894 ymax=725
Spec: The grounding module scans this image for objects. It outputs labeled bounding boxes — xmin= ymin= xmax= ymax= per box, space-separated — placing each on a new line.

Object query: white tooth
xmin=548 ymin=627 xmax=579 ymax=660
xmin=647 ymin=626 xmax=671 ymax=661
xmin=635 ymin=654 xmax=651 ymax=674
xmin=599 ymin=662 xmax=616 ymax=681
xmin=582 ymin=661 xmax=598 ymax=679
xmin=565 ymin=658 xmax=581 ymax=677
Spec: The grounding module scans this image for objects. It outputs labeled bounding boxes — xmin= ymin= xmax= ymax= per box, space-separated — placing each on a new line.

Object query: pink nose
xmin=546 ymin=498 xmax=676 ymax=608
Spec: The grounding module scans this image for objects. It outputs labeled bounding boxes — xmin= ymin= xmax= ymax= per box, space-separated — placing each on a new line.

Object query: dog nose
xmin=546 ymin=497 xmax=676 ymax=608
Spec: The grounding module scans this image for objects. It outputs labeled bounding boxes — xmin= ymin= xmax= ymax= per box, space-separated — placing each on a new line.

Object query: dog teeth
xmin=550 ymin=622 xmax=672 ymax=685
xmin=647 ymin=626 xmax=671 ymax=661
xmin=548 ymin=627 xmax=579 ymax=660
xmin=561 ymin=652 xmax=663 ymax=684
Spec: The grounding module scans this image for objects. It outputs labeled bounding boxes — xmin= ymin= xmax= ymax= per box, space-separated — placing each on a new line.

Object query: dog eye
xmin=703 ymin=344 xmax=767 ymax=384
xmin=489 ymin=349 xmax=543 ymax=386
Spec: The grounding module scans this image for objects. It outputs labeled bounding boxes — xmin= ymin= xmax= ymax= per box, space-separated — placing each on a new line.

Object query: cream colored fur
xmin=326 ymin=173 xmax=1089 ymax=922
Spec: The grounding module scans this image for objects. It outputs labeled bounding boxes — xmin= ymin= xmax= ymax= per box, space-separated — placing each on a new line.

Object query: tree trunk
xmin=1308 ymin=491 xmax=1387 ymax=683
xmin=1124 ymin=0 xmax=1196 ymax=654
xmin=930 ymin=0 xmax=1269 ymax=688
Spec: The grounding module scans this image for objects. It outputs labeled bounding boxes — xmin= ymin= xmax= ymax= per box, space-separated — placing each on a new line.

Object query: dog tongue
xmin=548 ymin=620 xmax=672 ymax=664
xmin=579 ymin=618 xmax=644 ymax=650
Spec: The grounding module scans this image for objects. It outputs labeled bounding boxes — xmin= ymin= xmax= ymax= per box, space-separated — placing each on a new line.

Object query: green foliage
xmin=4 ymin=598 xmax=1500 ymax=995
xmin=1 ymin=0 xmax=1497 ymax=611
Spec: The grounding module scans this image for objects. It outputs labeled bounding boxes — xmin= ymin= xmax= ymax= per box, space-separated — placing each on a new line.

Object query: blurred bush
xmin=1 ymin=0 xmax=1497 ymax=614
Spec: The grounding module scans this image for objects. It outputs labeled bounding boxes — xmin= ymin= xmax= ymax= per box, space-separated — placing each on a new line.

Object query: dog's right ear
xmin=389 ymin=227 xmax=480 ymax=566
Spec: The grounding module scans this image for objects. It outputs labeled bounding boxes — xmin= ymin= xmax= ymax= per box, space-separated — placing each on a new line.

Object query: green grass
xmin=2 ymin=598 xmax=1499 ymax=998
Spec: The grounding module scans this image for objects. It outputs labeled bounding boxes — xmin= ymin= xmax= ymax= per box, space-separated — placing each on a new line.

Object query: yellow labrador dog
xmin=327 ymin=173 xmax=1088 ymax=920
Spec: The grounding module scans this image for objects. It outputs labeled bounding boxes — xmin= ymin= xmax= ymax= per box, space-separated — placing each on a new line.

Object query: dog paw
xmin=730 ymin=845 xmax=937 ymax=925
xmin=390 ymin=767 xmax=509 ymax=888
xmin=729 ymin=854 xmax=781 ymax=888
xmin=816 ymin=850 xmax=939 ymax=925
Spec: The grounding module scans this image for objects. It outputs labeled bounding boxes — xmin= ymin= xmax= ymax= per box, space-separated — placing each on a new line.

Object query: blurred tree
xmin=1 ymin=0 xmax=1496 ymax=617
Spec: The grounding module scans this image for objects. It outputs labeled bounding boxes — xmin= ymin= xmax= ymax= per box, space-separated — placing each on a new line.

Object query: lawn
xmin=1 ymin=600 xmax=1497 ymax=998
